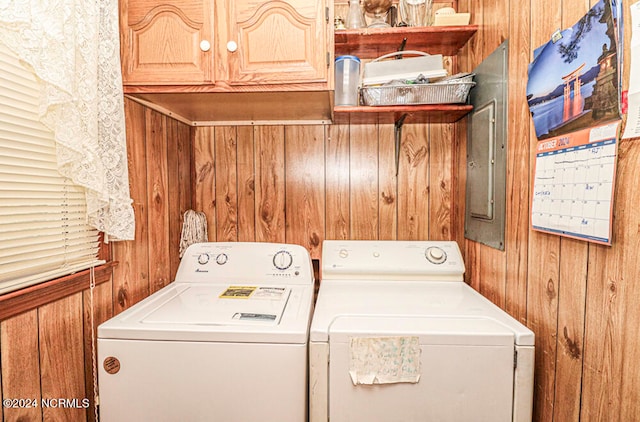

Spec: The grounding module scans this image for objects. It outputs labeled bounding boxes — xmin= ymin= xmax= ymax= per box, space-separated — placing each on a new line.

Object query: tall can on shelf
xmin=335 ymin=55 xmax=361 ymax=106
xmin=399 ymin=0 xmax=433 ymax=26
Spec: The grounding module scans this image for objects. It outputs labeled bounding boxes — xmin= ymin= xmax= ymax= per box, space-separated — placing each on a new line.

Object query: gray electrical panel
xmin=465 ymin=40 xmax=508 ymax=250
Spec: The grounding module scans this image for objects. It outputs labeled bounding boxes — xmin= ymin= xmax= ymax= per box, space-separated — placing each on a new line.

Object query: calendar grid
xmin=531 ymin=122 xmax=619 ymax=244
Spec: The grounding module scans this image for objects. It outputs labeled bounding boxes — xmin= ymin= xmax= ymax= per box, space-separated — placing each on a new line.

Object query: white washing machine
xmin=309 ymin=240 xmax=535 ymax=422
xmin=98 ymin=242 xmax=314 ymax=422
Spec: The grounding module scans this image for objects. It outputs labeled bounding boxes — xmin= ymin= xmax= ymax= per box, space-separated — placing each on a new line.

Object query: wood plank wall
xmin=2 ymin=1 xmax=639 ymax=421
xmin=0 ymin=100 xmax=192 ymax=422
xmin=192 ymin=115 xmax=458 ymax=258
xmin=459 ymin=0 xmax=640 ymax=421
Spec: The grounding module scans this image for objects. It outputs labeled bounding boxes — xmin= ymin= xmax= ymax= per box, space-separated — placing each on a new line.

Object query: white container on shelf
xmin=362 ymin=50 xmax=446 ymax=86
xmin=335 ymin=55 xmax=361 ymax=106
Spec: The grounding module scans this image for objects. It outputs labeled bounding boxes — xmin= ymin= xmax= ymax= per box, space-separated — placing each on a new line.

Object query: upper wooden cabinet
xmin=120 ymin=0 xmax=214 ymax=85
xmin=120 ymin=0 xmax=331 ymax=88
xmin=118 ymin=0 xmax=333 ymax=125
xmin=215 ymin=0 xmax=330 ymax=86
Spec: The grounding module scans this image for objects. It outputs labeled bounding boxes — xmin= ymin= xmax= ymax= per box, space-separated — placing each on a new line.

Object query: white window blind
xmin=0 ymin=43 xmax=103 ymax=295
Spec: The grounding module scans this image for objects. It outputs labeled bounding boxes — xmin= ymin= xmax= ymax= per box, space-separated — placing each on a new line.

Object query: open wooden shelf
xmin=335 ymin=25 xmax=478 ymax=58
xmin=333 ymin=26 xmax=477 ymax=122
xmin=334 ymin=104 xmax=472 ymax=124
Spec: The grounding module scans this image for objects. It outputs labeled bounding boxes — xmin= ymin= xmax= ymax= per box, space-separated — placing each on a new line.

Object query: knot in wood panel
xmin=562 ymin=326 xmax=581 ymax=360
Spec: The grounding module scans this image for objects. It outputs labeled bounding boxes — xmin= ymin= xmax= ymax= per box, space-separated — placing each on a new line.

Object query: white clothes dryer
xmin=309 ymin=240 xmax=534 ymax=422
xmin=98 ymin=242 xmax=314 ymax=422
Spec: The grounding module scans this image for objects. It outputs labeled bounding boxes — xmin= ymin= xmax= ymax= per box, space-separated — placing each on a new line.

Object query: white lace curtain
xmin=0 ymin=0 xmax=134 ymax=241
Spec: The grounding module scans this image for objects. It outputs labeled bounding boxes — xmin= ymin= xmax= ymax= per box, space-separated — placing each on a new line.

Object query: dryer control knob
xmin=273 ymin=250 xmax=293 ymax=270
xmin=215 ymin=253 xmax=228 ymax=265
xmin=425 ymin=247 xmax=447 ymax=264
xmin=339 ymin=249 xmax=349 ymax=258
xmin=197 ymin=253 xmax=210 ymax=265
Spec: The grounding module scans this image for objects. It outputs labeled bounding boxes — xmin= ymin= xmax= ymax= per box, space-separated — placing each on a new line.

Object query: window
xmin=0 ymin=43 xmax=103 ymax=295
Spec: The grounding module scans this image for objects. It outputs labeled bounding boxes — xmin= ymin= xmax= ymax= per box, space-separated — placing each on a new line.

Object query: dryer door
xmin=328 ymin=316 xmax=515 ymax=422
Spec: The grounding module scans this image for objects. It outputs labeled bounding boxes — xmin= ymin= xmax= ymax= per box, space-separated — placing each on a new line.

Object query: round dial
xmin=273 ymin=250 xmax=293 ymax=270
xmin=425 ymin=247 xmax=447 ymax=264
xmin=215 ymin=253 xmax=228 ymax=265
xmin=197 ymin=253 xmax=210 ymax=265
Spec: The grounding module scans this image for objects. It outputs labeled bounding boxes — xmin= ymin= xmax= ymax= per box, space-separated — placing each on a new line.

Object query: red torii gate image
xmin=562 ymin=63 xmax=585 ymax=122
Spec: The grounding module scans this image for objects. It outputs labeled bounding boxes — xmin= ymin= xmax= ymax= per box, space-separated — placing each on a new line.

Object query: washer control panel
xmin=176 ymin=242 xmax=314 ymax=285
xmin=323 ymin=240 xmax=465 ymax=281
xmin=425 ymin=246 xmax=447 ymax=264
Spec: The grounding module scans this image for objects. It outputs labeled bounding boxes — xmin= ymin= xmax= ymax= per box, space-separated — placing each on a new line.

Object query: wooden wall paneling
xmin=552 ymin=3 xmax=592 ymax=421
xmin=482 ymin=0 xmax=508 ymax=52
xmin=451 ymin=116 xmax=467 ymax=250
xmin=166 ymin=119 xmax=180 ymax=274
xmin=464 ymin=242 xmax=481 ymax=289
xmin=427 ymin=123 xmax=454 ymax=241
xmin=397 ymin=122 xmax=429 ymax=240
xmin=325 ymin=120 xmax=351 ymax=240
xmin=82 ymin=281 xmax=113 ymax=422
xmin=428 ymin=55 xmax=456 ymax=241
xmin=38 ymin=294 xmax=86 ymax=422
xmin=580 ymin=3 xmax=640 ymax=417
xmin=284 ymin=125 xmax=326 ymax=258
xmin=0 ymin=311 xmax=42 ymax=422
xmin=554 ymin=238 xmax=588 ymax=422
xmin=215 ymin=126 xmax=239 ymax=242
xmin=255 ymin=126 xmax=286 ymax=243
xmin=112 ymin=99 xmax=150 ymax=314
xmin=236 ymin=126 xmax=256 ymax=241
xmin=194 ymin=128 xmax=217 ymax=240
xmin=581 ymin=243 xmax=624 ymax=420
xmin=528 ymin=0 xmax=562 ymax=420
xmin=378 ymin=121 xmax=397 ymax=240
xmin=478 ymin=248 xmax=507 ymax=308
xmin=167 ymin=119 xmax=193 ymax=276
xmin=461 ymin=0 xmax=482 ymax=72
xmin=349 ymin=116 xmax=379 ymax=239
xmin=145 ymin=110 xmax=171 ymax=293
xmin=528 ymin=232 xmax=561 ymax=422
xmin=505 ymin=0 xmax=532 ymax=324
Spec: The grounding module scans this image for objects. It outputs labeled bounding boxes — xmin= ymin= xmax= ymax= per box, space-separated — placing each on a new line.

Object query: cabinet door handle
xmin=199 ymin=40 xmax=211 ymax=52
xmin=227 ymin=41 xmax=238 ymax=52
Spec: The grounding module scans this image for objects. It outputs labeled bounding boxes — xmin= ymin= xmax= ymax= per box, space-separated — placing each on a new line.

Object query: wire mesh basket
xmin=360 ymin=74 xmax=475 ymax=106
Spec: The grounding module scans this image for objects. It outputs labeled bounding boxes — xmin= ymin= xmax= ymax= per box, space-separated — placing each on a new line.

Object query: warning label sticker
xmin=219 ymin=286 xmax=257 ymax=299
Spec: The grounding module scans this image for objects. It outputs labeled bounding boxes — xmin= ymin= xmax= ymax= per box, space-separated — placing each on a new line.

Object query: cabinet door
xmin=120 ymin=0 xmax=213 ymax=85
xmin=219 ymin=0 xmax=329 ymax=85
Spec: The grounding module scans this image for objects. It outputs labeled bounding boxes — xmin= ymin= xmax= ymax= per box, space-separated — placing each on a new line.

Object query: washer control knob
xmin=197 ymin=253 xmax=210 ymax=265
xmin=425 ymin=247 xmax=447 ymax=264
xmin=338 ymin=249 xmax=349 ymax=258
xmin=215 ymin=253 xmax=228 ymax=265
xmin=273 ymin=250 xmax=293 ymax=270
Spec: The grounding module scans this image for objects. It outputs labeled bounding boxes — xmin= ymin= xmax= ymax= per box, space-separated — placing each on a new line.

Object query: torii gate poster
xmin=527 ymin=0 xmax=622 ymax=245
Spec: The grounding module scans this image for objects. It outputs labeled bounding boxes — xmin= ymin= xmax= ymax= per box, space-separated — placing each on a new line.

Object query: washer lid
xmin=142 ymin=285 xmax=291 ymax=325
xmin=98 ymin=283 xmax=313 ymax=344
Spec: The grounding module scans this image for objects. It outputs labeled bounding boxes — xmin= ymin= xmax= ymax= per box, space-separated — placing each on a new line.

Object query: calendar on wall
xmin=531 ymin=121 xmax=620 ymax=245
